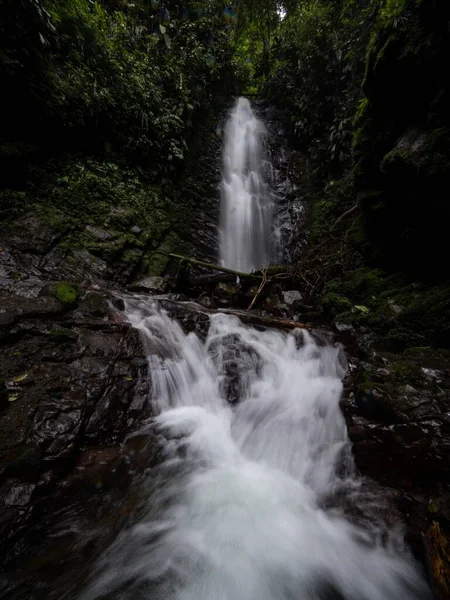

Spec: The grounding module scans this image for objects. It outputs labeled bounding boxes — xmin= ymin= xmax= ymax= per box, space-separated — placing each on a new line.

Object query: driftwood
xmin=247 ymin=266 xmax=290 ymax=311
xmin=248 ymin=266 xmax=269 ymax=311
xmin=187 ymin=273 xmax=236 ymax=286
xmin=169 ymin=253 xmax=262 ymax=279
xmin=220 ymin=308 xmax=312 ymax=331
xmin=157 ymin=298 xmax=312 ymax=332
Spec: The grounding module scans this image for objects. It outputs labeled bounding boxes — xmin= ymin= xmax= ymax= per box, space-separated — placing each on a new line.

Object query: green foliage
xmin=35 ymin=157 xmax=162 ymax=226
xmin=0 ymin=0 xmax=235 ymax=172
xmin=379 ymin=0 xmax=409 ymax=25
xmin=262 ymin=0 xmax=375 ymax=166
xmin=266 ymin=0 xmax=334 ymax=137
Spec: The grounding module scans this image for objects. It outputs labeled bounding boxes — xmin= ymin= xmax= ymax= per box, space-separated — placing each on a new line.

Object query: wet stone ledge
xmin=0 ymin=285 xmax=152 ymax=547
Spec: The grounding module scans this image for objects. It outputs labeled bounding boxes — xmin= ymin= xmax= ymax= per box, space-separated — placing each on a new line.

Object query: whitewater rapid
xmin=79 ymin=297 xmax=430 ymax=600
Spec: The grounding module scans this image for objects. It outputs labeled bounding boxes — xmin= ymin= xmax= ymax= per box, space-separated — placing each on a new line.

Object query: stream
xmin=77 ymin=99 xmax=431 ymax=599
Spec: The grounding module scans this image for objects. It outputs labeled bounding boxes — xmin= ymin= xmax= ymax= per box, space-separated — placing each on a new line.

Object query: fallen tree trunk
xmin=222 ymin=309 xmax=312 ymax=331
xmin=169 ymin=253 xmax=262 ymax=279
xmin=157 ymin=298 xmax=313 ymax=332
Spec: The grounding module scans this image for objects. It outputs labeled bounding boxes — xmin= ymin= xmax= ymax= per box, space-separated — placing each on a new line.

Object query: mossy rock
xmin=391 ymin=360 xmax=424 ymax=386
xmin=322 ymin=292 xmax=352 ymax=319
xmin=54 ymin=281 xmax=80 ymax=306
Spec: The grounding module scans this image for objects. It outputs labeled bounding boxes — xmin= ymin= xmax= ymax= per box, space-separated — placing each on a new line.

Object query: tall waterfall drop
xmin=220 ymin=97 xmax=273 ymax=272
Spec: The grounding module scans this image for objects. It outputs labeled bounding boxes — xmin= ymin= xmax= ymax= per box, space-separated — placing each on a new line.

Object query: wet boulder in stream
xmin=207 ymin=332 xmax=262 ymax=404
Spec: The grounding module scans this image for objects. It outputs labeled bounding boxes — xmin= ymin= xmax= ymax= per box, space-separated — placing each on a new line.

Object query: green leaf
xmin=354 ymin=305 xmax=370 ymax=314
xmin=159 ymin=25 xmax=166 ymax=34
xmin=13 ymin=373 xmax=28 ymax=383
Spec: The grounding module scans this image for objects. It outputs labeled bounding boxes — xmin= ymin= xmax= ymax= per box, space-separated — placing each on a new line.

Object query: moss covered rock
xmin=54 ymin=282 xmax=79 ymax=306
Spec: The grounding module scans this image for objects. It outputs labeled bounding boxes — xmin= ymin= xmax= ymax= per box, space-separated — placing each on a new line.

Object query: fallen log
xmin=157 ymin=297 xmax=313 ymax=332
xmin=222 ymin=309 xmax=313 ymax=332
xmin=169 ymin=253 xmax=262 ymax=279
xmin=187 ymin=273 xmax=237 ymax=285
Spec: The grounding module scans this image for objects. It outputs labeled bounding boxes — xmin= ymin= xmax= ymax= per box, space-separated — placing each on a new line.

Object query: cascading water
xmin=220 ymin=97 xmax=273 ymax=272
xmin=78 ymin=99 xmax=430 ymax=600
xmin=80 ymin=298 xmax=430 ymax=600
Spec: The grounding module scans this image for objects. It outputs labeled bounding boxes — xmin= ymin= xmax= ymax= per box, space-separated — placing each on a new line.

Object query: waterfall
xmin=80 ymin=298 xmax=430 ymax=600
xmin=220 ymin=97 xmax=273 ymax=272
xmin=78 ymin=99 xmax=430 ymax=600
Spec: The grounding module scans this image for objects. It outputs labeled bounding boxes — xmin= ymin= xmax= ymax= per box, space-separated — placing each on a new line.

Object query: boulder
xmin=129 ymin=276 xmax=170 ymax=294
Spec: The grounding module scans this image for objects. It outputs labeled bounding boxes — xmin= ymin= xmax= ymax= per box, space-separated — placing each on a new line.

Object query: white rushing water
xmin=80 ymin=298 xmax=430 ymax=600
xmin=220 ymin=97 xmax=273 ymax=272
xmin=79 ymin=98 xmax=430 ymax=600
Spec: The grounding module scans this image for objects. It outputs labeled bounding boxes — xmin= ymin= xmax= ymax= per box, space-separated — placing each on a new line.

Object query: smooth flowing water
xmin=220 ymin=97 xmax=273 ymax=272
xmin=80 ymin=299 xmax=430 ymax=600
xmin=79 ymin=98 xmax=430 ymax=600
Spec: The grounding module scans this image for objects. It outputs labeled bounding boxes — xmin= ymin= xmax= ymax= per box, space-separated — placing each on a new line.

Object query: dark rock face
xmin=350 ymin=417 xmax=450 ymax=489
xmin=253 ymin=101 xmax=309 ymax=264
xmin=340 ymin=325 xmax=450 ymax=588
xmin=344 ymin=336 xmax=450 ymax=486
xmin=208 ymin=333 xmax=262 ymax=404
xmin=0 ymin=279 xmax=152 ymax=547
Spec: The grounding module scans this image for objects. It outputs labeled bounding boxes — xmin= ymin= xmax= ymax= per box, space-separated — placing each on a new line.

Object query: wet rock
xmin=208 ymin=333 xmax=262 ymax=403
xmin=0 ymin=291 xmax=62 ymax=330
xmin=111 ymin=297 xmax=125 ymax=311
xmin=213 ymin=282 xmax=240 ymax=307
xmin=0 ymin=283 xmax=153 ymax=548
xmin=354 ymin=385 xmax=403 ymax=423
xmin=333 ymin=322 xmax=355 ymax=346
xmin=85 ymin=225 xmax=112 ymax=241
xmin=159 ymin=300 xmax=211 ymax=340
xmin=0 ymin=442 xmax=42 ymax=482
xmin=282 ymin=290 xmax=302 ymax=305
xmin=350 ymin=417 xmax=450 ymax=489
xmin=7 ymin=215 xmax=70 ymax=255
xmin=69 ymin=250 xmax=108 ymax=276
xmin=0 ymin=479 xmax=35 ymax=539
xmin=6 ymin=276 xmax=46 ymax=299
xmin=0 ymin=381 xmax=8 ymax=412
xmin=198 ymin=295 xmax=216 ymax=309
xmin=61 ymin=447 xmax=130 ymax=496
xmin=129 ymin=276 xmax=170 ymax=294
xmin=2 ymin=481 xmax=36 ymax=507
xmin=78 ymin=292 xmax=110 ymax=316
xmin=124 ymin=431 xmax=162 ymax=472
